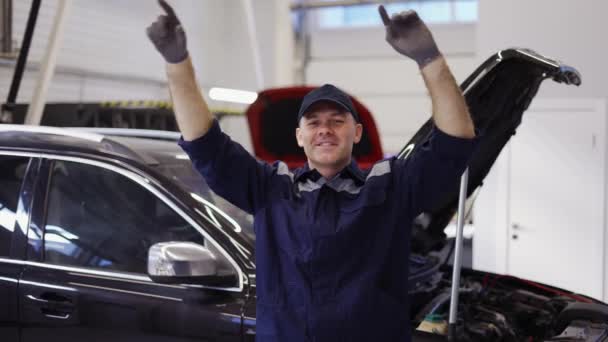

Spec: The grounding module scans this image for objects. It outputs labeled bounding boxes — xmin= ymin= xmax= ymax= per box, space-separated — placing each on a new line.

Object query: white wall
xmin=306 ymin=23 xmax=477 ymax=154
xmin=0 ymin=1 xmax=291 ymax=113
xmin=216 ymin=0 xmax=294 ymax=92
xmin=472 ymin=0 xmax=608 ymax=300
xmin=0 ymin=0 xmax=294 ymax=149
xmin=197 ymin=0 xmax=293 ymax=149
xmin=476 ymin=0 xmax=608 ymax=100
xmin=1 ymin=0 xmax=171 ymax=103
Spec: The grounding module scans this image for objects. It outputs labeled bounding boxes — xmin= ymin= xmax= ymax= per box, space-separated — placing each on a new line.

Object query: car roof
xmin=0 ymin=125 xmax=182 ymax=165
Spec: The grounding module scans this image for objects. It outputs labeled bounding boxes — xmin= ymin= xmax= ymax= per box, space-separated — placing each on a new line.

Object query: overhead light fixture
xmin=208 ymin=87 xmax=258 ymax=104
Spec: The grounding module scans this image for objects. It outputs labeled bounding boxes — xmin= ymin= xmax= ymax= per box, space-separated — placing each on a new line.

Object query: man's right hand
xmin=147 ymin=0 xmax=188 ymax=64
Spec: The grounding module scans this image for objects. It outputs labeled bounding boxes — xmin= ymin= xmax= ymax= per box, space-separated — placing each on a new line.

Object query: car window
xmin=43 ymin=160 xmax=208 ymax=274
xmin=151 ymin=157 xmax=255 ymax=243
xmin=0 ymin=155 xmax=29 ymax=257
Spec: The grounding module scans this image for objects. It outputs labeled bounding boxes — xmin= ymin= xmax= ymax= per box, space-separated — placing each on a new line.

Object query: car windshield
xmin=148 ymin=151 xmax=256 ymax=244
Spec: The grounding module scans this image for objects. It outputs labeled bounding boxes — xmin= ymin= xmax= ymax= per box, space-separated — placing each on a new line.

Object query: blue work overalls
xmin=179 ymin=120 xmax=476 ymax=341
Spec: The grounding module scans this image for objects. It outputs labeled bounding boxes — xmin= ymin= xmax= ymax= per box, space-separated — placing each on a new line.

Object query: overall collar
xmin=294 ymin=159 xmax=365 ymax=185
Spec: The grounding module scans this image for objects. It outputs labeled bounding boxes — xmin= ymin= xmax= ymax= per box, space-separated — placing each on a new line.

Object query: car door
xmin=0 ymin=154 xmax=36 ymax=342
xmin=19 ymin=156 xmax=245 ymax=342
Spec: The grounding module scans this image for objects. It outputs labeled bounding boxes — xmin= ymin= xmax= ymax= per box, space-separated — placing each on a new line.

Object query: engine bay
xmin=410 ymin=268 xmax=608 ymax=341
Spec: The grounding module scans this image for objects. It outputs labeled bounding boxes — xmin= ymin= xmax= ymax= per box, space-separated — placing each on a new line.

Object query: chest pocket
xmin=339 ymin=188 xmax=387 ymax=213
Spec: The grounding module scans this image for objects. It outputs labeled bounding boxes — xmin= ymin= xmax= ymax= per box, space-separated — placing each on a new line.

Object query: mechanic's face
xmin=296 ymin=102 xmax=362 ymax=175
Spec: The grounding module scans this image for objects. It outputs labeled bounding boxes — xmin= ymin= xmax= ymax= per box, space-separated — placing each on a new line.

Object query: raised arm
xmin=146 ymin=1 xmax=296 ymax=214
xmin=147 ymin=0 xmax=213 ymax=141
xmin=379 ymin=5 xmax=475 ymax=139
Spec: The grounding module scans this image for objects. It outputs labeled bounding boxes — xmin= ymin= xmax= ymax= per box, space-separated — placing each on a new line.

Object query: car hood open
xmin=402 ymin=48 xmax=581 ymax=254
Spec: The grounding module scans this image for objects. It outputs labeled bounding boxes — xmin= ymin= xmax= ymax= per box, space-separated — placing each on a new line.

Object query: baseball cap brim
xmin=297 ymin=84 xmax=360 ymax=123
xmin=299 ymin=98 xmax=354 ymax=119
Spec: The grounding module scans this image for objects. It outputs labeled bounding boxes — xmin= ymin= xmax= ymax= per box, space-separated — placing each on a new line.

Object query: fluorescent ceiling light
xmin=208 ymin=87 xmax=258 ymax=104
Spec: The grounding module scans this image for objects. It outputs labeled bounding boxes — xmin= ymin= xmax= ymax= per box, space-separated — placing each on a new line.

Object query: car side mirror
xmin=147 ymin=241 xmax=223 ymax=284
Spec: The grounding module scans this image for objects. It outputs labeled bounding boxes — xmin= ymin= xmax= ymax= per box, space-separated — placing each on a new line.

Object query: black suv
xmin=0 ymin=126 xmax=257 ymax=341
xmin=1 ymin=49 xmax=607 ymax=342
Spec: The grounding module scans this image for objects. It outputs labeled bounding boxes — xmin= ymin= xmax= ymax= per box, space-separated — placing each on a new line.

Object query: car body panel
xmin=0 ymin=156 xmax=38 ymax=342
xmin=0 ymin=260 xmax=21 ymax=342
xmin=18 ymin=264 xmax=244 ymax=341
xmin=0 ymin=145 xmax=250 ymax=341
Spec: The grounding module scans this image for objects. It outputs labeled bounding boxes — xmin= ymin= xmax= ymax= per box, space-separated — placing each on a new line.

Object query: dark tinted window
xmin=0 ymin=155 xmax=29 ymax=257
xmin=43 ymin=160 xmax=205 ymax=274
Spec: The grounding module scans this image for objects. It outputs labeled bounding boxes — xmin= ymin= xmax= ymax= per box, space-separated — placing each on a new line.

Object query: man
xmin=147 ymin=1 xmax=476 ymax=341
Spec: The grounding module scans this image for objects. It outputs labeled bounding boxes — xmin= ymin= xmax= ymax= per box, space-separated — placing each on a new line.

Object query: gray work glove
xmin=379 ymin=5 xmax=440 ymax=68
xmin=146 ymin=0 xmax=188 ymax=64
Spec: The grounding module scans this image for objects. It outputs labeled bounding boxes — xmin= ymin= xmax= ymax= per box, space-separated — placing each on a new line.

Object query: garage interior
xmin=1 ymin=0 xmax=608 ymax=340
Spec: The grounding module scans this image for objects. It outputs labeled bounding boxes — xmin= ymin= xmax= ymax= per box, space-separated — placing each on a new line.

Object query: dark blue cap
xmin=297 ymin=84 xmax=360 ymax=123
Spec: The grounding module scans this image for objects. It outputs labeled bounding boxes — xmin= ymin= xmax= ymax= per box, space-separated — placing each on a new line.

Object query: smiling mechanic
xmin=147 ymin=1 xmax=476 ymax=341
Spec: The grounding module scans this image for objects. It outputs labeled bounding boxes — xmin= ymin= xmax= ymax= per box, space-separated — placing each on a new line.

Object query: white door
xmin=508 ymin=101 xmax=605 ymax=300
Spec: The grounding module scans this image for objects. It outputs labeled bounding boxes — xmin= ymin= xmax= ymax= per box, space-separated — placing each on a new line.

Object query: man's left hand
xmin=147 ymin=0 xmax=188 ymax=64
xmin=379 ymin=5 xmax=440 ymax=68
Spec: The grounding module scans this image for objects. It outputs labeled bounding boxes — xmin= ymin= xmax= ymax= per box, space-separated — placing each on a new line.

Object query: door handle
xmin=27 ymin=293 xmax=73 ymax=305
xmin=40 ymin=311 xmax=71 ymax=320
xmin=26 ymin=294 xmax=49 ymax=303
xmin=26 ymin=293 xmax=75 ymax=320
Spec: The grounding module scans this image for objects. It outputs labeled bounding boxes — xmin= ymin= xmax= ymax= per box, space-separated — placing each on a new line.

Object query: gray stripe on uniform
xmin=297 ymin=179 xmax=322 ymax=193
xmin=366 ymin=160 xmax=391 ymax=180
xmin=327 ymin=177 xmax=362 ymax=194
xmin=276 ymin=161 xmax=294 ymax=182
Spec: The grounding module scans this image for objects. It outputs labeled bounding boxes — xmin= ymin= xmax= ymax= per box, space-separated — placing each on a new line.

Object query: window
xmin=0 ymin=155 xmax=29 ymax=257
xmin=316 ymin=0 xmax=478 ymax=28
xmin=43 ymin=160 xmax=207 ymax=274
